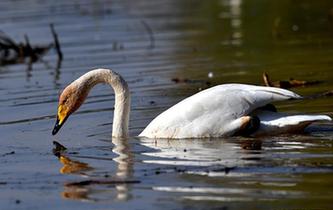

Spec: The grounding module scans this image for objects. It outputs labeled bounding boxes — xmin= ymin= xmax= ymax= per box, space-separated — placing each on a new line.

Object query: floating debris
xmin=241 ymin=140 xmax=262 ymax=150
xmin=141 ymin=20 xmax=155 ymax=49
xmin=310 ymin=90 xmax=333 ymax=99
xmin=171 ymin=77 xmax=190 ymax=83
xmin=208 ymin=72 xmax=214 ymax=78
xmin=65 ymin=179 xmax=141 ymax=187
xmin=263 ymin=72 xmax=333 ymax=99
xmin=263 ymin=72 xmax=321 ymax=89
xmin=50 ymin=23 xmax=63 ymax=60
xmin=171 ymin=77 xmax=211 ymax=86
xmin=0 ymin=24 xmax=62 ymax=66
xmin=210 ymin=166 xmax=236 ymax=175
xmin=1 ymin=151 xmax=15 ymax=157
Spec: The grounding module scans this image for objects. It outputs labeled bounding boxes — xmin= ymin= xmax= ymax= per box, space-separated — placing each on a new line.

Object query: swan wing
xmin=139 ymin=84 xmax=301 ymax=138
xmin=253 ymin=110 xmax=332 ymax=135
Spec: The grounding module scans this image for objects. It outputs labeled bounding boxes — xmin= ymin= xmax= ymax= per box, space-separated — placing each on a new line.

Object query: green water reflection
xmin=174 ymin=0 xmax=333 ymax=86
xmin=1 ymin=0 xmax=333 ymax=210
xmin=152 ymin=1 xmax=333 ymax=209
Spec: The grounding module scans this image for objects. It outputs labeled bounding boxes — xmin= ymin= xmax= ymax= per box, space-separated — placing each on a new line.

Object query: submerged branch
xmin=50 ymin=23 xmax=63 ymax=60
xmin=263 ymin=72 xmax=322 ymax=89
xmin=141 ymin=20 xmax=155 ymax=49
xmin=0 ymin=24 xmax=63 ymax=68
xmin=65 ymin=179 xmax=141 ymax=187
xmin=263 ymin=72 xmax=333 ymax=99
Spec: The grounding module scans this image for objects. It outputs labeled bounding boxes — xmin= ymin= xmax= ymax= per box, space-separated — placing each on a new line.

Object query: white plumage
xmin=53 ymin=69 xmax=331 ymax=138
xmin=139 ymin=84 xmax=331 ymax=138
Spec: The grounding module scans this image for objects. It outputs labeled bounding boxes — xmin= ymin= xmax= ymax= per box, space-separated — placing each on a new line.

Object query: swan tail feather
xmin=253 ymin=110 xmax=332 ymax=136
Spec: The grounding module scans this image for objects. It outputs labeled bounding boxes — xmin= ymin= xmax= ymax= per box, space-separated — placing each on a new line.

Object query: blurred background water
xmin=0 ymin=0 xmax=333 ymax=209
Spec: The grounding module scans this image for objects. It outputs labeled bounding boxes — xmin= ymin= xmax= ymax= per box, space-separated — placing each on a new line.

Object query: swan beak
xmin=52 ymin=115 xmax=68 ymax=135
xmin=52 ymin=105 xmax=69 ymax=135
xmin=52 ymin=116 xmax=62 ymax=135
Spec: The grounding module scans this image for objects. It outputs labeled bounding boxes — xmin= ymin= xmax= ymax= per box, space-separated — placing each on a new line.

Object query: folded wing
xmin=139 ymin=84 xmax=303 ymax=138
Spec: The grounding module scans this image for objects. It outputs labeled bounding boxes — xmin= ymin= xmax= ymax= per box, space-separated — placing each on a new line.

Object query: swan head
xmin=52 ymin=83 xmax=88 ymax=135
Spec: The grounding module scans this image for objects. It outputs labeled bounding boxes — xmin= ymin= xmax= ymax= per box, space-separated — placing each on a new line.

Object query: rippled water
xmin=1 ymin=0 xmax=333 ymax=209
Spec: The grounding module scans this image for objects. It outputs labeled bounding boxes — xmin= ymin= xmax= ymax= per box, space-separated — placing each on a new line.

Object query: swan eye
xmin=61 ymin=98 xmax=68 ymax=105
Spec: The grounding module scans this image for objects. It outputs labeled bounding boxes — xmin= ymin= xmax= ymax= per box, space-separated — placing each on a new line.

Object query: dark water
xmin=1 ymin=0 xmax=333 ymax=209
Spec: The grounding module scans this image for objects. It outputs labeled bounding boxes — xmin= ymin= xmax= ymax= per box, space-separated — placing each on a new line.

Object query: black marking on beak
xmin=52 ymin=115 xmax=68 ymax=135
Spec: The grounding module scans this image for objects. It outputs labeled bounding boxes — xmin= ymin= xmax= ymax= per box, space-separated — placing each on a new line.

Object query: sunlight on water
xmin=0 ymin=0 xmax=333 ymax=210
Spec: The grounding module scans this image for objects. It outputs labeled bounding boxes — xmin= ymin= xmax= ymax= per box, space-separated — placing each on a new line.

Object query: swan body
xmin=139 ymin=84 xmax=331 ymax=138
xmin=52 ymin=68 xmax=331 ymax=138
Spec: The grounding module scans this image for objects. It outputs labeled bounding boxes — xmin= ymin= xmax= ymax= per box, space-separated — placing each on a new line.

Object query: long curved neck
xmin=75 ymin=68 xmax=130 ymax=138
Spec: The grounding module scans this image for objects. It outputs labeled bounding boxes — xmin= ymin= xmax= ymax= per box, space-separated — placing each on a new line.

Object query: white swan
xmin=52 ymin=68 xmax=331 ymax=138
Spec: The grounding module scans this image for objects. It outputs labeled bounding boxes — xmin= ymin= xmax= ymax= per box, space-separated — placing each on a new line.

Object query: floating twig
xmin=263 ymin=72 xmax=321 ymax=89
xmin=171 ymin=77 xmax=211 ymax=86
xmin=141 ymin=20 xmax=155 ymax=49
xmin=50 ymin=23 xmax=63 ymax=60
xmin=262 ymin=72 xmax=274 ymax=87
xmin=1 ymin=151 xmax=15 ymax=157
xmin=65 ymin=179 xmax=141 ymax=187
xmin=263 ymin=72 xmax=333 ymax=99
xmin=307 ymin=90 xmax=333 ymax=99
xmin=0 ymin=24 xmax=63 ymax=67
xmin=319 ymin=90 xmax=333 ymax=97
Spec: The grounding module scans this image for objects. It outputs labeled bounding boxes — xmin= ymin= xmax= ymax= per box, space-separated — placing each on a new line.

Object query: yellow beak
xmin=52 ymin=105 xmax=68 ymax=135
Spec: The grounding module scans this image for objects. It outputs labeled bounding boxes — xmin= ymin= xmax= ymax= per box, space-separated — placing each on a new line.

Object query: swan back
xmin=139 ymin=84 xmax=301 ymax=138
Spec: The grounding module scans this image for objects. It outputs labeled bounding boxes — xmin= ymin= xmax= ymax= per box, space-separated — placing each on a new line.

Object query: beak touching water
xmin=52 ymin=116 xmax=61 ymax=135
xmin=52 ymin=107 xmax=69 ymax=135
xmin=52 ymin=115 xmax=67 ymax=135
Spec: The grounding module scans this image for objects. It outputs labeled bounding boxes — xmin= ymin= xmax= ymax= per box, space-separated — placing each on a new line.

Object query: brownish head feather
xmin=52 ymin=83 xmax=90 ymax=135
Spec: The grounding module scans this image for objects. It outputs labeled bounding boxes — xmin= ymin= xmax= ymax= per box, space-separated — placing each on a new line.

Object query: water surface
xmin=0 ymin=0 xmax=333 ymax=209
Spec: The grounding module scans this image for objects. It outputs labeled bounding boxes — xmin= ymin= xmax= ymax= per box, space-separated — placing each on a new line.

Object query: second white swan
xmin=52 ymin=68 xmax=331 ymax=138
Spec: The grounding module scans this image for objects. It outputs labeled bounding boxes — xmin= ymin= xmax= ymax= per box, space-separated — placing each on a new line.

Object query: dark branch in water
xmin=50 ymin=24 xmax=63 ymax=84
xmin=263 ymin=72 xmax=321 ymax=89
xmin=1 ymin=151 xmax=15 ymax=157
xmin=141 ymin=20 xmax=155 ymax=49
xmin=24 ymin=34 xmax=38 ymax=63
xmin=320 ymin=90 xmax=333 ymax=97
xmin=50 ymin=23 xmax=63 ymax=60
xmin=262 ymin=72 xmax=274 ymax=87
xmin=263 ymin=72 xmax=333 ymax=99
xmin=0 ymin=24 xmax=63 ymax=69
xmin=307 ymin=90 xmax=333 ymax=99
xmin=171 ymin=77 xmax=212 ymax=87
xmin=65 ymin=179 xmax=141 ymax=187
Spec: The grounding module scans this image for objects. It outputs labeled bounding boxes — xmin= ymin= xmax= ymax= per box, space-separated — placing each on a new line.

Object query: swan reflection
xmin=57 ymin=155 xmax=93 ymax=175
xmin=112 ymin=137 xmax=134 ymax=201
xmin=140 ymin=137 xmax=321 ymax=202
xmin=140 ymin=137 xmax=263 ymax=168
xmin=53 ymin=137 xmax=134 ymax=202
